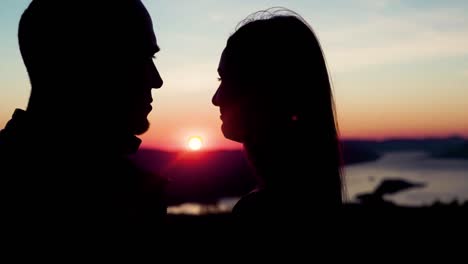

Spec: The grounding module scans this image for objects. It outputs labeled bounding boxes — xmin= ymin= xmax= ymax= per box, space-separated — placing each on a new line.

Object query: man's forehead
xmin=150 ymin=31 xmax=157 ymax=49
xmin=124 ymin=1 xmax=159 ymax=54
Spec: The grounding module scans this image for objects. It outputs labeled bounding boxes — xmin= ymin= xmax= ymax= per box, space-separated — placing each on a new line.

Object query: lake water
xmin=345 ymin=151 xmax=468 ymax=206
xmin=168 ymin=151 xmax=468 ymax=214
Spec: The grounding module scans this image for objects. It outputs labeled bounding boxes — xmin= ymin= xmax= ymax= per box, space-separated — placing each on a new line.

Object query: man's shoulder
xmin=0 ymin=127 xmax=26 ymax=166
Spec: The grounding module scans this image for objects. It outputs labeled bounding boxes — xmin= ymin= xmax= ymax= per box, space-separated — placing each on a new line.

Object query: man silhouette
xmin=0 ymin=0 xmax=165 ymax=242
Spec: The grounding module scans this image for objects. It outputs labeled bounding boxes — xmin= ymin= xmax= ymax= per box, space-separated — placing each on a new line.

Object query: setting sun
xmin=188 ymin=136 xmax=203 ymax=151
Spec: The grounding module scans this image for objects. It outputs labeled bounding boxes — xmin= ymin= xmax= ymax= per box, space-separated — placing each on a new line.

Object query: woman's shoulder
xmin=232 ymin=188 xmax=275 ymax=217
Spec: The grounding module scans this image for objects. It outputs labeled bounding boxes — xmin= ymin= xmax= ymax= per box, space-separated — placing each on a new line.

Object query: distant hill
xmin=131 ymin=145 xmax=380 ymax=205
xmin=343 ymin=136 xmax=467 ymax=156
xmin=341 ymin=141 xmax=381 ymax=164
xmin=132 ymin=149 xmax=255 ymax=205
xmin=432 ymin=142 xmax=468 ymax=159
xmin=131 ymin=137 xmax=467 ymax=205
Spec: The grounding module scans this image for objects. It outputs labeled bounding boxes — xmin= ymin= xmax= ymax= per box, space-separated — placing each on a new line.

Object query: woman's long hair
xmin=226 ymin=8 xmax=345 ymax=205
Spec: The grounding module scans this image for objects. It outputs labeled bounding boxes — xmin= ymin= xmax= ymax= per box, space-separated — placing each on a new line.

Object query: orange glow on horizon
xmin=136 ymin=104 xmax=468 ymax=151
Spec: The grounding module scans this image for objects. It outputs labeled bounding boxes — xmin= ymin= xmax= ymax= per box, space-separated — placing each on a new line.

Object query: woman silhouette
xmin=212 ymin=8 xmax=344 ymax=220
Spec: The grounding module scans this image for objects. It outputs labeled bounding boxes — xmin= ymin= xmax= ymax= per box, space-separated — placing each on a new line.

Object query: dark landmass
xmin=432 ymin=142 xmax=468 ymax=159
xmin=344 ymin=136 xmax=466 ymax=154
xmin=341 ymin=141 xmax=381 ymax=164
xmin=131 ymin=136 xmax=467 ymax=205
xmin=131 ymin=143 xmax=380 ymax=205
xmin=166 ymin=177 xmax=467 ymax=231
xmin=132 ymin=149 xmax=254 ymax=205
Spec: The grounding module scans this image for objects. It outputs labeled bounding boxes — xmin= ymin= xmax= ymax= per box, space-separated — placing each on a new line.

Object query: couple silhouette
xmin=0 ymin=0 xmax=343 ymax=241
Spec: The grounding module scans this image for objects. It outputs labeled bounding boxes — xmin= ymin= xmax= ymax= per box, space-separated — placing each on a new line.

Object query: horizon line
xmin=139 ymin=135 xmax=467 ymax=152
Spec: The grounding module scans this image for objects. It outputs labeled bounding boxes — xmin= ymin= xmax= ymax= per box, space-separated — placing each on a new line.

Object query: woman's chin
xmin=221 ymin=124 xmax=244 ymax=143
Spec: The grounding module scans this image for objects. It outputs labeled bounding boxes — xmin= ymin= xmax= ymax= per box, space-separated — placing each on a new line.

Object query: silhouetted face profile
xmin=19 ymin=1 xmax=163 ymax=137
xmin=213 ymin=42 xmax=282 ymax=143
xmin=213 ymin=12 xmax=343 ymax=205
xmin=213 ymin=51 xmax=248 ymax=142
xmin=114 ymin=2 xmax=164 ymax=135
xmin=212 ymin=15 xmax=330 ymax=143
xmin=94 ymin=1 xmax=163 ymax=136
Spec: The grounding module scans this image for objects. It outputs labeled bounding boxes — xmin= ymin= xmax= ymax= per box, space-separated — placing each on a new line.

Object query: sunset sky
xmin=1 ymin=0 xmax=467 ymax=150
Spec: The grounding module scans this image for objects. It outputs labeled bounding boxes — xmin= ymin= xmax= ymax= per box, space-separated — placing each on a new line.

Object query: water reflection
xmin=168 ymin=151 xmax=468 ymax=213
xmin=168 ymin=197 xmax=239 ymax=215
xmin=346 ymin=151 xmax=468 ymax=206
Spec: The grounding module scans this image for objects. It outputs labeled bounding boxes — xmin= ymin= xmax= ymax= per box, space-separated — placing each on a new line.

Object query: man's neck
xmin=11 ymin=108 xmax=141 ymax=156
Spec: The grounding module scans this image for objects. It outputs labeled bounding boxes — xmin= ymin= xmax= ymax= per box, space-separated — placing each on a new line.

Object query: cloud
xmin=357 ymin=0 xmax=401 ymax=10
xmin=209 ymin=14 xmax=225 ymax=22
xmin=318 ymin=7 xmax=468 ymax=71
